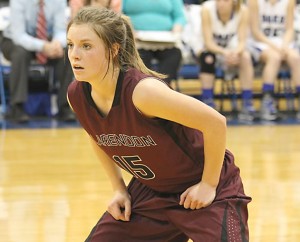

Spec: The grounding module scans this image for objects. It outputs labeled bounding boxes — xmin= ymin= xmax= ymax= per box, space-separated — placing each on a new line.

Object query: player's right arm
xmin=201 ymin=5 xmax=226 ymax=55
xmin=281 ymin=0 xmax=295 ymax=48
xmin=235 ymin=5 xmax=249 ymax=55
xmin=89 ymin=137 xmax=131 ymax=221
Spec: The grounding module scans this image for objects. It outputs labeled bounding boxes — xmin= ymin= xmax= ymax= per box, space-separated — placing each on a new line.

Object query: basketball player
xmin=248 ymin=0 xmax=300 ymax=121
xmin=67 ymin=7 xmax=251 ymax=241
xmin=200 ymin=0 xmax=256 ymax=122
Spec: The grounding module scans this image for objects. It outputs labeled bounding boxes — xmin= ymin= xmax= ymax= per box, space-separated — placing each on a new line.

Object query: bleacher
xmin=1 ymin=3 xmax=300 ymax=121
xmin=172 ymin=3 xmax=300 ymax=117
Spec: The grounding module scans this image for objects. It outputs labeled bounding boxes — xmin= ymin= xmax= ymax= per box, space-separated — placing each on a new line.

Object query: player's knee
xmin=240 ymin=51 xmax=253 ymax=65
xmin=264 ymin=49 xmax=282 ymax=64
xmin=198 ymin=51 xmax=216 ymax=74
xmin=288 ymin=50 xmax=300 ymax=64
xmin=240 ymin=50 xmax=251 ymax=60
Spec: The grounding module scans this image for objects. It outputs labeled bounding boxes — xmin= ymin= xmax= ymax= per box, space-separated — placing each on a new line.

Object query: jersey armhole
xmin=67 ymin=92 xmax=75 ymax=112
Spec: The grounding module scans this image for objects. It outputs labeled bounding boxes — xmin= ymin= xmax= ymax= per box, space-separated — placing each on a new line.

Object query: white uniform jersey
xmin=203 ymin=0 xmax=241 ymax=48
xmin=248 ymin=0 xmax=293 ymax=61
xmin=257 ymin=0 xmax=289 ymax=38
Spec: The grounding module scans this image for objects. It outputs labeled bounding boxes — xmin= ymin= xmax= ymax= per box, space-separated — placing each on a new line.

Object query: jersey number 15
xmin=113 ymin=155 xmax=156 ymax=180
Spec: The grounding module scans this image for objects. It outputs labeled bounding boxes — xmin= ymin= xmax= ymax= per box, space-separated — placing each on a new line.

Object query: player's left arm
xmin=282 ymin=0 xmax=295 ymax=48
xmin=236 ymin=5 xmax=249 ymax=54
xmin=133 ymin=78 xmax=226 ymax=190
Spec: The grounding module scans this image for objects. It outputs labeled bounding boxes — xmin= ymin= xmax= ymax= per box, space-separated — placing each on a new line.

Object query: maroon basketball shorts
xmin=85 ymin=178 xmax=251 ymax=242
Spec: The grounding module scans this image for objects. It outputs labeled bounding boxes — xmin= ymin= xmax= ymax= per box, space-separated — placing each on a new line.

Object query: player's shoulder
xmin=67 ymin=80 xmax=84 ymax=103
xmin=132 ymin=77 xmax=171 ymax=107
xmin=68 ymin=80 xmax=81 ymax=92
xmin=239 ymin=4 xmax=249 ymax=16
xmin=202 ymin=0 xmax=214 ymax=9
xmin=201 ymin=1 xmax=215 ymax=18
xmin=134 ymin=77 xmax=167 ymax=95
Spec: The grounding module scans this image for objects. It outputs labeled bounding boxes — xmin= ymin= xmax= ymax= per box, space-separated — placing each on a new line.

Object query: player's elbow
xmin=215 ymin=113 xmax=227 ymax=132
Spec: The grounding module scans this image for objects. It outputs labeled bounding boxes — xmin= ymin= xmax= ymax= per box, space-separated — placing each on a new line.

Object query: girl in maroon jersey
xmin=67 ymin=7 xmax=251 ymax=242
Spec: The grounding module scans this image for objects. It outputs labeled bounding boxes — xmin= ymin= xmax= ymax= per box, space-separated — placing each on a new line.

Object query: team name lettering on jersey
xmin=262 ymin=15 xmax=285 ymax=24
xmin=213 ymin=33 xmax=235 ymax=48
xmin=95 ymin=134 xmax=157 ymax=147
xmin=258 ymin=0 xmax=288 ymax=38
xmin=261 ymin=14 xmax=285 ymax=37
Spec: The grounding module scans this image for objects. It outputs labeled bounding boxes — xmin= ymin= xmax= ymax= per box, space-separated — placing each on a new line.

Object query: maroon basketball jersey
xmin=67 ymin=68 xmax=242 ymax=199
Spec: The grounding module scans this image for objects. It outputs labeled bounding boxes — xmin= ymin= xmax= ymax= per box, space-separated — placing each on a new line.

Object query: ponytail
xmin=119 ymin=15 xmax=167 ymax=79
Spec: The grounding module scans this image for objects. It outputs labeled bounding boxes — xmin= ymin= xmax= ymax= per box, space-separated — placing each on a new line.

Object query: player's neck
xmin=217 ymin=10 xmax=234 ymax=25
xmin=268 ymin=0 xmax=278 ymax=5
xmin=91 ymin=68 xmax=120 ymax=98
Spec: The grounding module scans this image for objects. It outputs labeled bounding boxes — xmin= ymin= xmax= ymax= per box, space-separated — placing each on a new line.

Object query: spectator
xmin=0 ymin=0 xmax=75 ymax=122
xmin=69 ymin=0 xmax=122 ymax=18
xmin=122 ymin=0 xmax=186 ymax=85
xmin=200 ymin=0 xmax=256 ymax=121
xmin=248 ymin=0 xmax=300 ymax=121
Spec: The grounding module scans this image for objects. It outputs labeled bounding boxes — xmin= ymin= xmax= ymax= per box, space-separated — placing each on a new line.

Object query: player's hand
xmin=225 ymin=51 xmax=239 ymax=66
xmin=179 ymin=181 xmax=216 ymax=210
xmin=107 ymin=190 xmax=131 ymax=221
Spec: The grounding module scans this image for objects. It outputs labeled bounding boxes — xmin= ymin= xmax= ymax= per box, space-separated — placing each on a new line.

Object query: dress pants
xmin=0 ymin=37 xmax=73 ymax=112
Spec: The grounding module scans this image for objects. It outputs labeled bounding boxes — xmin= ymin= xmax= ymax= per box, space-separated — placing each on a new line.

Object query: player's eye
xmin=82 ymin=44 xmax=91 ymax=50
xmin=67 ymin=42 xmax=73 ymax=49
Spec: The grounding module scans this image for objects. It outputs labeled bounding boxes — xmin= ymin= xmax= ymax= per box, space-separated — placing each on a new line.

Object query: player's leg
xmin=1 ymin=37 xmax=32 ymax=121
xmin=286 ymin=47 xmax=300 ymax=120
xmin=260 ymin=48 xmax=282 ymax=121
xmin=198 ymin=51 xmax=216 ymax=108
xmin=238 ymin=50 xmax=256 ymax=121
xmin=168 ymin=232 xmax=189 ymax=242
xmin=166 ymin=196 xmax=251 ymax=242
xmin=285 ymin=48 xmax=300 ymax=120
xmin=85 ymin=210 xmax=188 ymax=242
xmin=285 ymin=48 xmax=300 ymax=87
xmin=85 ymin=178 xmax=188 ymax=242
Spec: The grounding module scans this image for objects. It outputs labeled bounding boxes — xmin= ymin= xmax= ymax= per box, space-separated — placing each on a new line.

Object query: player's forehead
xmin=68 ymin=24 xmax=100 ymax=40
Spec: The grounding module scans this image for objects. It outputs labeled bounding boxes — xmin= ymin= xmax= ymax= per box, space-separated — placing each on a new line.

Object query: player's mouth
xmin=73 ymin=64 xmax=84 ymax=70
xmin=72 ymin=64 xmax=85 ymax=75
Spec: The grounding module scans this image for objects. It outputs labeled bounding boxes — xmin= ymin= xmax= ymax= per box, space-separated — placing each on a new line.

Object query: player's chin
xmin=73 ymin=74 xmax=86 ymax=82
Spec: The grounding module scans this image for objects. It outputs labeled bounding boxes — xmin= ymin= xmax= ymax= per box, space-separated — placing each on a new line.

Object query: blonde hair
xmin=67 ymin=6 xmax=166 ymax=79
xmin=233 ymin=0 xmax=242 ymax=12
